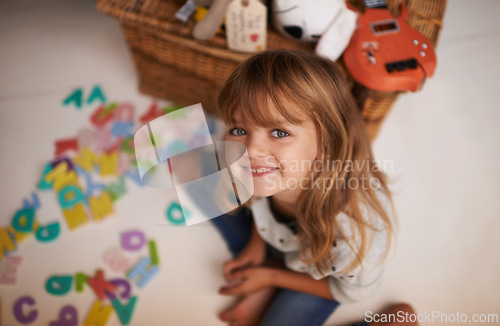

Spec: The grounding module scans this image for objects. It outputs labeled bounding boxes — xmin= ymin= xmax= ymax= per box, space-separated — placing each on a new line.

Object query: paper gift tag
xmin=225 ymin=0 xmax=267 ymax=53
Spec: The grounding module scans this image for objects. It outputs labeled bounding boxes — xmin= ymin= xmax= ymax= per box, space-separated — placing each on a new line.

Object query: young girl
xmin=210 ymin=50 xmax=397 ymax=326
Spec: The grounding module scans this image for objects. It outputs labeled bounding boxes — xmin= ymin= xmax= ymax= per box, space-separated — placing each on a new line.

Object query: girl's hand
xmin=223 ymin=235 xmax=267 ymax=282
xmin=219 ymin=267 xmax=274 ymax=296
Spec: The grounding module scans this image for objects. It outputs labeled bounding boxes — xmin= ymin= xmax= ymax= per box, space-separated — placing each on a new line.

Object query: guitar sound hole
xmin=385 ymin=58 xmax=418 ymax=73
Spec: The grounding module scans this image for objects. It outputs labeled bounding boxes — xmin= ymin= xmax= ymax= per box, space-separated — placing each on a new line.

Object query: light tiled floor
xmin=1 ymin=0 xmax=499 ymax=325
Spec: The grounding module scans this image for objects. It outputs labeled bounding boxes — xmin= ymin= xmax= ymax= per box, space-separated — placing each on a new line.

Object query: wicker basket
xmin=97 ymin=0 xmax=446 ymax=140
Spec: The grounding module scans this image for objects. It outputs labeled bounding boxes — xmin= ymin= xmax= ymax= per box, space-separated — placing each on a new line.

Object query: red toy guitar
xmin=343 ymin=0 xmax=437 ymax=92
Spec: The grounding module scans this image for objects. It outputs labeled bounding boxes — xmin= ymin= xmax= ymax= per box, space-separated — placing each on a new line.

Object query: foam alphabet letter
xmin=75 ymin=272 xmax=88 ymax=292
xmin=38 ymin=164 xmax=54 ymax=190
xmin=120 ymin=136 xmax=134 ymax=154
xmin=0 ymin=227 xmax=16 ymax=259
xmin=77 ymin=129 xmax=96 ymax=150
xmin=63 ymin=88 xmax=83 ymax=109
xmin=86 ymin=85 xmax=106 ymax=105
xmin=35 ymin=222 xmax=60 ymax=242
xmin=8 ymin=222 xmax=38 ymax=245
xmin=106 ymin=176 xmax=127 ymax=202
xmin=12 ymin=208 xmax=35 ymax=233
xmin=148 ymin=240 xmax=159 ymax=266
xmin=62 ymin=203 xmax=89 ymax=231
xmin=111 ymin=122 xmax=134 ymax=138
xmin=95 ymin=128 xmax=112 ymax=151
xmin=44 ymin=161 xmax=79 ymax=192
xmin=55 ymin=138 xmax=79 ymax=157
xmin=87 ymin=270 xmax=118 ymax=301
xmin=89 ymin=192 xmax=114 ymax=221
xmin=126 ymin=257 xmax=159 ymax=288
xmin=49 ymin=305 xmax=78 ymax=326
xmin=166 ymin=202 xmax=188 ymax=225
xmin=74 ymin=147 xmax=99 ymax=172
xmin=50 ymin=157 xmax=75 ymax=171
xmin=105 ymin=278 xmax=131 ymax=300
xmin=112 ymin=296 xmax=138 ymax=325
xmin=84 ymin=300 xmax=113 ymax=326
xmin=139 ymin=102 xmax=162 ymax=124
xmin=114 ymin=103 xmax=134 ymax=122
xmin=90 ymin=104 xmax=115 ymax=127
xmin=13 ymin=296 xmax=38 ymax=324
xmin=0 ymin=256 xmax=22 ymax=285
xmin=120 ymin=230 xmax=145 ymax=251
xmin=58 ymin=185 xmax=86 ymax=209
xmin=98 ymin=152 xmax=118 ymax=176
xmin=46 ymin=275 xmax=73 ymax=296
xmin=103 ymin=248 xmax=130 ymax=273
xmin=23 ymin=192 xmax=41 ymax=210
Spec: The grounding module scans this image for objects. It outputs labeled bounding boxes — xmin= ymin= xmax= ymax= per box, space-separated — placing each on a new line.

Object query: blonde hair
xmin=217 ymin=50 xmax=397 ymax=276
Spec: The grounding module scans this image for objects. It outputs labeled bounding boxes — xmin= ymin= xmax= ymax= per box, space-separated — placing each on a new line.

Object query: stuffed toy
xmin=272 ymin=0 xmax=357 ymax=61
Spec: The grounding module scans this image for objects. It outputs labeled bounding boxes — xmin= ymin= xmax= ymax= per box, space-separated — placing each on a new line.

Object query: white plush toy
xmin=272 ymin=0 xmax=357 ymax=61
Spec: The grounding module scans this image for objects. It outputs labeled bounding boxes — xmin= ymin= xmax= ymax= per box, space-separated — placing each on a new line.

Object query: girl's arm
xmin=223 ymin=220 xmax=267 ymax=279
xmin=269 ymin=267 xmax=335 ymax=301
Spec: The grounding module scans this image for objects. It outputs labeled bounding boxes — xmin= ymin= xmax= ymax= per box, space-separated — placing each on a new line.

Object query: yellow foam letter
xmin=84 ymin=300 xmax=113 ymax=326
xmin=62 ymin=203 xmax=89 ymax=231
xmin=74 ymin=147 xmax=99 ymax=172
xmin=44 ymin=162 xmax=79 ymax=191
xmin=99 ymin=152 xmax=118 ymax=176
xmin=89 ymin=192 xmax=114 ymax=221
xmin=0 ymin=227 xmax=16 ymax=259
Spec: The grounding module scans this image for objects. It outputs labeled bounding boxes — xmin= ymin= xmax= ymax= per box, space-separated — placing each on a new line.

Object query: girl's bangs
xmin=218 ymin=58 xmax=307 ymax=128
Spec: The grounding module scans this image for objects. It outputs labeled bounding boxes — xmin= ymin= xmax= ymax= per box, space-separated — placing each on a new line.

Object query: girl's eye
xmin=271 ymin=129 xmax=290 ymax=138
xmin=229 ymin=128 xmax=246 ymax=136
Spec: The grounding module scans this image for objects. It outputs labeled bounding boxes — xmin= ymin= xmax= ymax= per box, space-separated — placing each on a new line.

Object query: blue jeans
xmin=210 ymin=207 xmax=341 ymax=326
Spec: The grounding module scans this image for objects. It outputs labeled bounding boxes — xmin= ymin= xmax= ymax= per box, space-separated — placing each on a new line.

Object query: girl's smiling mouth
xmin=241 ymin=165 xmax=279 ymax=177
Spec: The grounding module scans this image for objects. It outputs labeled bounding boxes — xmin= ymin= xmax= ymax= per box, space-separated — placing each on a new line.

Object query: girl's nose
xmin=245 ymin=135 xmax=268 ymax=158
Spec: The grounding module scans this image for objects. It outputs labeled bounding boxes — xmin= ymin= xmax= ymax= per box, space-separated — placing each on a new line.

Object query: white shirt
xmin=250 ymin=190 xmax=394 ymax=303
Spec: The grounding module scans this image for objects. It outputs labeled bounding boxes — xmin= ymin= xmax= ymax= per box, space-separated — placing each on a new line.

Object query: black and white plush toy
xmin=272 ymin=0 xmax=357 ymax=61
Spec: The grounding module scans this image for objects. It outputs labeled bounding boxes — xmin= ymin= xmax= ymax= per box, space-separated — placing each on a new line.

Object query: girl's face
xmin=224 ymin=103 xmax=319 ymax=201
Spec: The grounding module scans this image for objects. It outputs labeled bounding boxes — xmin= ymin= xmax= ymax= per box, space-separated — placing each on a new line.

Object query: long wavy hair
xmin=217 ymin=50 xmax=397 ymax=275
